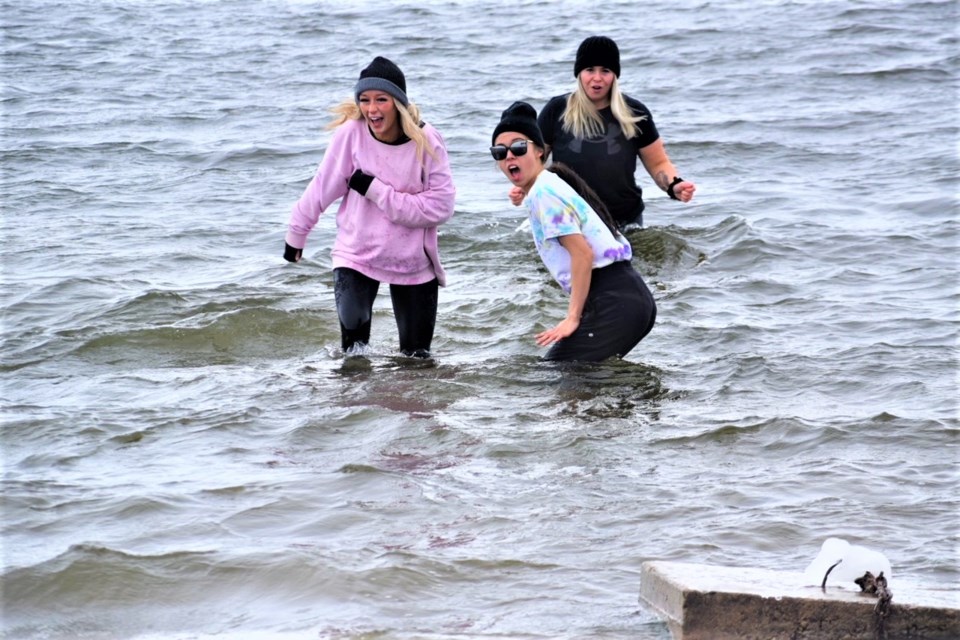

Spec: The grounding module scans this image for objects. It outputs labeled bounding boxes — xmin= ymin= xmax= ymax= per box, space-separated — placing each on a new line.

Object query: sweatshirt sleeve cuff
xmin=364 ymin=177 xmax=387 ymax=205
xmin=285 ymin=231 xmax=307 ymax=249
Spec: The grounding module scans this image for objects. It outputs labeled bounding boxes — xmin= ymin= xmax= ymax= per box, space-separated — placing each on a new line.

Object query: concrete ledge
xmin=639 ymin=560 xmax=960 ymax=640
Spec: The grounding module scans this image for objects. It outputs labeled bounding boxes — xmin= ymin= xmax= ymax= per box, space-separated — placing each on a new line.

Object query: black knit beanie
xmin=574 ymin=36 xmax=621 ymax=78
xmin=491 ymin=101 xmax=544 ymax=148
xmin=354 ymin=56 xmax=409 ymax=106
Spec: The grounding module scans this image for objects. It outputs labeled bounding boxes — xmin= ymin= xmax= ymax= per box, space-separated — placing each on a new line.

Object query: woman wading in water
xmin=491 ymin=101 xmax=656 ymax=361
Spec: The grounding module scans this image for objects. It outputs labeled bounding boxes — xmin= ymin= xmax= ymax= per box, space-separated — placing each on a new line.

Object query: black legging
xmin=333 ymin=267 xmax=438 ymax=357
xmin=544 ymin=260 xmax=657 ymax=362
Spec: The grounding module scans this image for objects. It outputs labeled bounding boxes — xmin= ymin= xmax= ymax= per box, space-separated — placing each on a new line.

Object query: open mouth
xmin=508 ymin=164 xmax=521 ymax=178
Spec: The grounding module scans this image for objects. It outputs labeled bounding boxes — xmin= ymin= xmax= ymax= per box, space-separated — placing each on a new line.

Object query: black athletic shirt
xmin=538 ymin=94 xmax=659 ymax=227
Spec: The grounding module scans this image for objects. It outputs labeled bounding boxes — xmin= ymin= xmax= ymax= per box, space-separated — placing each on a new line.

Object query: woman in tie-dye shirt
xmin=491 ymin=101 xmax=657 ymax=362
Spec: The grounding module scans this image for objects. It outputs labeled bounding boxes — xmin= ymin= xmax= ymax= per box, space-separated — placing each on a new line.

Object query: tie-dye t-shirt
xmin=523 ymin=170 xmax=633 ymax=294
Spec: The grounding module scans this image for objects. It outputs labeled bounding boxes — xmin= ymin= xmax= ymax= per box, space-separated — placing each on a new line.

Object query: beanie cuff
xmin=574 ymin=62 xmax=621 ymax=78
xmin=354 ymin=78 xmax=409 ymax=106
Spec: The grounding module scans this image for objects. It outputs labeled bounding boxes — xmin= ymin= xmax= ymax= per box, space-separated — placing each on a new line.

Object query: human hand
xmin=509 ymin=186 xmax=525 ymax=207
xmin=672 ymin=180 xmax=696 ymax=202
xmin=283 ymin=242 xmax=302 ymax=263
xmin=348 ymin=169 xmax=374 ymax=196
xmin=535 ymin=317 xmax=580 ymax=347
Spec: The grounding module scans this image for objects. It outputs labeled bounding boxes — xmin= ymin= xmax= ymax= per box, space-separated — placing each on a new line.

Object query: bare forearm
xmin=535 ymin=234 xmax=593 ymax=347
xmin=640 ymin=139 xmax=696 ymax=202
xmin=650 ymin=163 xmax=679 ymax=192
xmin=565 ymin=251 xmax=591 ymax=322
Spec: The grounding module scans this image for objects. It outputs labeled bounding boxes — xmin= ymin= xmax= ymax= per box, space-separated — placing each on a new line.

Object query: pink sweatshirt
xmin=286 ymin=118 xmax=456 ymax=286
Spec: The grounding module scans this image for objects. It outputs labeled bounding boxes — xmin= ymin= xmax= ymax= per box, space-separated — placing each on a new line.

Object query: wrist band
xmin=667 ymin=176 xmax=684 ymax=200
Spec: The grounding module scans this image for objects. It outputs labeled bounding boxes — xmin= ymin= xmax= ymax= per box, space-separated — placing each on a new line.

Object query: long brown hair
xmin=546 ymin=162 xmax=621 ymax=237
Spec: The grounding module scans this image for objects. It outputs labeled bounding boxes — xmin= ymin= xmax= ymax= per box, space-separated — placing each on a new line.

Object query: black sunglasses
xmin=490 ymin=140 xmax=532 ymax=161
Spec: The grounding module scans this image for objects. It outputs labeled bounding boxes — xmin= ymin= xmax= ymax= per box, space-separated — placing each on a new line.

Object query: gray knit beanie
xmin=354 ymin=56 xmax=409 ymax=106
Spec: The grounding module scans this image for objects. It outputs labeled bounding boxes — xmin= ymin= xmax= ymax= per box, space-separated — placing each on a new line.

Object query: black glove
xmin=348 ymin=169 xmax=374 ymax=196
xmin=283 ymin=242 xmax=302 ymax=263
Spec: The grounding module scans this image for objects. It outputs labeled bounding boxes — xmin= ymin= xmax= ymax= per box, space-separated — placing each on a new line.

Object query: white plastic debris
xmin=802 ymin=537 xmax=893 ymax=588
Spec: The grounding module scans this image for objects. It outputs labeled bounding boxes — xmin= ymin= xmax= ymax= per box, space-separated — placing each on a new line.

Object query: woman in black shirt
xmin=538 ymin=35 xmax=696 ymax=229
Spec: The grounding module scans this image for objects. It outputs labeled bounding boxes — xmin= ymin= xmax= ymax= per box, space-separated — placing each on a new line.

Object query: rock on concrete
xmin=639 ymin=560 xmax=960 ymax=640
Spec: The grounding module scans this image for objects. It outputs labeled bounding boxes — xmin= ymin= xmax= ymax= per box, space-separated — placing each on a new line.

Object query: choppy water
xmin=2 ymin=0 xmax=958 ymax=638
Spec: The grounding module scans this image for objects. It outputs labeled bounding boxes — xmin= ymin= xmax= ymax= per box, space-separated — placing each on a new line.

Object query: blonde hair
xmin=328 ymin=98 xmax=437 ymax=165
xmin=561 ymin=76 xmax=646 ymax=140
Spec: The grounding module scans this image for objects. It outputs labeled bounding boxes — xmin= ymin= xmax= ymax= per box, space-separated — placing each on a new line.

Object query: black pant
xmin=544 ymin=261 xmax=657 ymax=362
xmin=333 ymin=267 xmax=438 ymax=357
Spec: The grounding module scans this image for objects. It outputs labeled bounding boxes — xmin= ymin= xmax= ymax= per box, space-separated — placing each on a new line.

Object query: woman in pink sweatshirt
xmin=284 ymin=57 xmax=456 ymax=358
